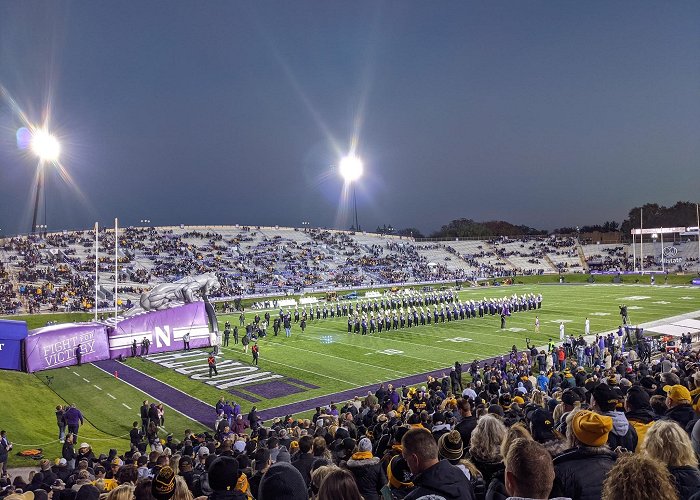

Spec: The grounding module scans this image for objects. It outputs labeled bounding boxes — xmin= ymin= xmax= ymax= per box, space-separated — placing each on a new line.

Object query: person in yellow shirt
xmin=624 ymin=386 xmax=656 ymax=452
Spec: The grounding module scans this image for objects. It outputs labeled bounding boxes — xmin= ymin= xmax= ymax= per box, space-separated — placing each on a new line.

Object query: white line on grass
xmin=254 ymin=339 xmax=413 ymax=376
xmin=82 ymin=378 xmax=90 ymax=383
xmin=122 ymin=403 xmax=132 ymax=410
xmin=93 ymin=385 xmax=102 ymax=391
xmin=91 ymin=363 xmax=214 ymax=430
xmin=73 ymin=371 xmax=80 ymax=376
xmin=107 ymin=393 xmax=117 ymax=399
xmin=221 ymin=351 xmax=359 ymax=386
xmin=271 ymin=331 xmax=449 ymax=367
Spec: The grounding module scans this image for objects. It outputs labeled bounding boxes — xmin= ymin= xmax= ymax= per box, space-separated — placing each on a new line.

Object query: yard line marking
xmin=254 ymin=340 xmax=411 ymax=376
xmin=73 ymin=371 xmax=80 ymax=376
xmin=107 ymin=393 xmax=117 ymax=399
xmin=122 ymin=403 xmax=132 ymax=410
xmin=93 ymin=385 xmax=102 ymax=391
xmin=219 ymin=350 xmax=357 ymax=386
xmin=91 ymin=363 xmax=214 ymax=430
xmin=82 ymin=378 xmax=91 ymax=383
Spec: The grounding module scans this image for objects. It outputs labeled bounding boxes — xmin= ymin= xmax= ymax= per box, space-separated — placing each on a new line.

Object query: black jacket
xmin=455 ymin=416 xmax=477 ymax=454
xmin=405 ymin=459 xmax=475 ymax=500
xmin=291 ymin=452 xmax=316 ymax=487
xmin=664 ymin=404 xmax=697 ymax=431
xmin=344 ymin=456 xmax=385 ymax=500
xmin=208 ymin=489 xmax=247 ymax=500
xmin=670 ymin=465 xmax=700 ymax=500
xmin=552 ymin=446 xmax=616 ymax=500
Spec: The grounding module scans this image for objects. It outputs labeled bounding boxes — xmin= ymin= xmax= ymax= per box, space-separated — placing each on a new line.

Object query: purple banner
xmin=109 ymin=302 xmax=211 ymax=359
xmin=0 ymin=319 xmax=28 ymax=371
xmin=25 ymin=323 xmax=108 ymax=372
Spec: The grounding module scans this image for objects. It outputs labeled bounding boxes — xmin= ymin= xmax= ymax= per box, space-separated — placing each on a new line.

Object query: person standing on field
xmin=252 ymin=342 xmax=259 ymax=365
xmin=585 ymin=317 xmax=590 ymax=336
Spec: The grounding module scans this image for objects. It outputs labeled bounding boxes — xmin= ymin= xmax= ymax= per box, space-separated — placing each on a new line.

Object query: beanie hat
xmin=437 ymin=430 xmax=463 ymax=461
xmin=276 ymin=446 xmax=291 ymax=463
xmin=208 ymin=456 xmax=239 ymax=492
xmin=512 ymin=396 xmax=525 ymax=405
xmin=529 ymin=409 xmax=556 ymax=442
xmin=75 ymin=485 xmax=99 ymax=500
xmin=387 ymin=455 xmax=414 ymax=489
xmin=664 ymin=384 xmax=692 ymax=403
xmin=625 ymin=386 xmax=651 ymax=410
xmin=561 ymin=389 xmax=581 ymax=407
xmin=358 ymin=437 xmax=372 ymax=452
xmin=151 ymin=466 xmax=176 ymax=500
xmin=592 ymin=384 xmax=620 ymax=412
xmin=572 ymin=410 xmax=613 ymax=447
xmin=258 ymin=462 xmax=307 ymax=500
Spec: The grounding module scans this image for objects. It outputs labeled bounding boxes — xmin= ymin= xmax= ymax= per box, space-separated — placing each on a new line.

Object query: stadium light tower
xmin=339 ymin=155 xmax=363 ymax=232
xmin=30 ymin=129 xmax=61 ymax=234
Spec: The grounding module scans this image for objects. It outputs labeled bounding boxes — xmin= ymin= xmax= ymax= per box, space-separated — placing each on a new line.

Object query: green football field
xmin=112 ymin=283 xmax=700 ymax=411
xmin=2 ymin=282 xmax=699 ymax=467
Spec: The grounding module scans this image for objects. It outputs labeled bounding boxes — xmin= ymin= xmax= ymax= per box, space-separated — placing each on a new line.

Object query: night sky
xmin=1 ymin=2 xmax=699 ymax=236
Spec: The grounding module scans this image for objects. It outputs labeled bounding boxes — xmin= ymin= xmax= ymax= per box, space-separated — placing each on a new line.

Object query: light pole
xmin=140 ymin=219 xmax=151 ymax=226
xmin=339 ymin=155 xmax=363 ymax=232
xmin=301 ymin=221 xmax=310 ymax=232
xmin=29 ymin=129 xmax=60 ymax=234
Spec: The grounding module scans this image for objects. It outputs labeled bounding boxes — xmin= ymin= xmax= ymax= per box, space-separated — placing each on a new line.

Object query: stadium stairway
xmin=543 ymin=254 xmax=559 ymax=272
xmin=576 ymin=242 xmax=589 ymax=272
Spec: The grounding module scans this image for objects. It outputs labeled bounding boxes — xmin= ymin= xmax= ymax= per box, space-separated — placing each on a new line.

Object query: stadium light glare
xmin=31 ymin=129 xmax=60 ymax=162
xmin=339 ymin=155 xmax=363 ymax=183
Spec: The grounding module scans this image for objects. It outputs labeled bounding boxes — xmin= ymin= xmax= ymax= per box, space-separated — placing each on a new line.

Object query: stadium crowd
xmin=4 ymin=331 xmax=700 ymax=500
xmin=2 ymin=227 xmax=696 ymax=316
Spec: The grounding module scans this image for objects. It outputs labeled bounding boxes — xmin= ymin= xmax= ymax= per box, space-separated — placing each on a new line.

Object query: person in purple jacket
xmin=63 ymin=404 xmax=84 ymax=439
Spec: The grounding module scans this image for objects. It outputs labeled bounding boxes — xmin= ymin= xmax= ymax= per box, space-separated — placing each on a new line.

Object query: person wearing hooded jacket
xmin=624 ymin=386 xmax=657 ymax=452
xmin=401 ymin=427 xmax=475 ymax=500
xmin=551 ymin=410 xmax=617 ymax=500
xmin=343 ymin=437 xmax=385 ymax=500
xmin=591 ymin=384 xmax=637 ymax=452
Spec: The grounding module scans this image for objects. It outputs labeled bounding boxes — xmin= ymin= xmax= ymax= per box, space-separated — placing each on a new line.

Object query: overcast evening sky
xmin=1 ymin=1 xmax=699 ymax=237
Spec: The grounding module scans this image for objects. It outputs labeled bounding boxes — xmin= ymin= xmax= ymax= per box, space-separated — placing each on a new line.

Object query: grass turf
xmin=1 ymin=282 xmax=699 ymax=467
xmin=119 ymin=283 xmax=700 ymax=412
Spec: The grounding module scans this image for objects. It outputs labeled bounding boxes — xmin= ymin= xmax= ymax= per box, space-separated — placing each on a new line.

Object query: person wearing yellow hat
xmin=551 ymin=410 xmax=616 ymax=500
xmin=663 ymin=384 xmax=696 ymax=431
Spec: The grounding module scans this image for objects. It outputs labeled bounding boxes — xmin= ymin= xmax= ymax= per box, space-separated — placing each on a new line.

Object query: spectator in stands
xmin=551 ymin=410 xmax=616 ymax=500
xmin=316 ymin=468 xmax=362 ymax=500
xmin=623 ymin=386 xmax=656 ymax=452
xmin=258 ymin=461 xmax=307 ymax=500
xmin=591 ymin=384 xmax=637 ymax=451
xmin=400 ymin=427 xmax=474 ymax=500
xmin=503 ymin=438 xmax=558 ymax=500
xmin=291 ymin=435 xmax=315 ymax=487
xmin=207 ymin=456 xmax=247 ymax=500
xmin=468 ymin=414 xmax=506 ymax=485
xmin=343 ymin=437 xmax=384 ymax=500
xmin=642 ymin=420 xmax=700 ymax=500
xmin=602 ymin=454 xmax=678 ymax=500
xmin=663 ymin=384 xmax=697 ymax=431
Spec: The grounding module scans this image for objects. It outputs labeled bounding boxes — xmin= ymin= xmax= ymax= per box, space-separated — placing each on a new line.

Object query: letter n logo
xmin=154 ymin=326 xmax=171 ymax=348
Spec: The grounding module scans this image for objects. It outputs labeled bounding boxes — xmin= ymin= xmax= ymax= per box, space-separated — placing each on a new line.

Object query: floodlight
xmin=339 ymin=155 xmax=363 ymax=182
xmin=31 ymin=129 xmax=60 ymax=162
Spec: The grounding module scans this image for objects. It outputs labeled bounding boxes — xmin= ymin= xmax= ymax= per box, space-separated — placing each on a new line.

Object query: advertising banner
xmin=24 ymin=322 xmax=108 ymax=372
xmin=0 ymin=319 xmax=28 ymax=371
xmin=108 ymin=302 xmax=211 ymax=359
